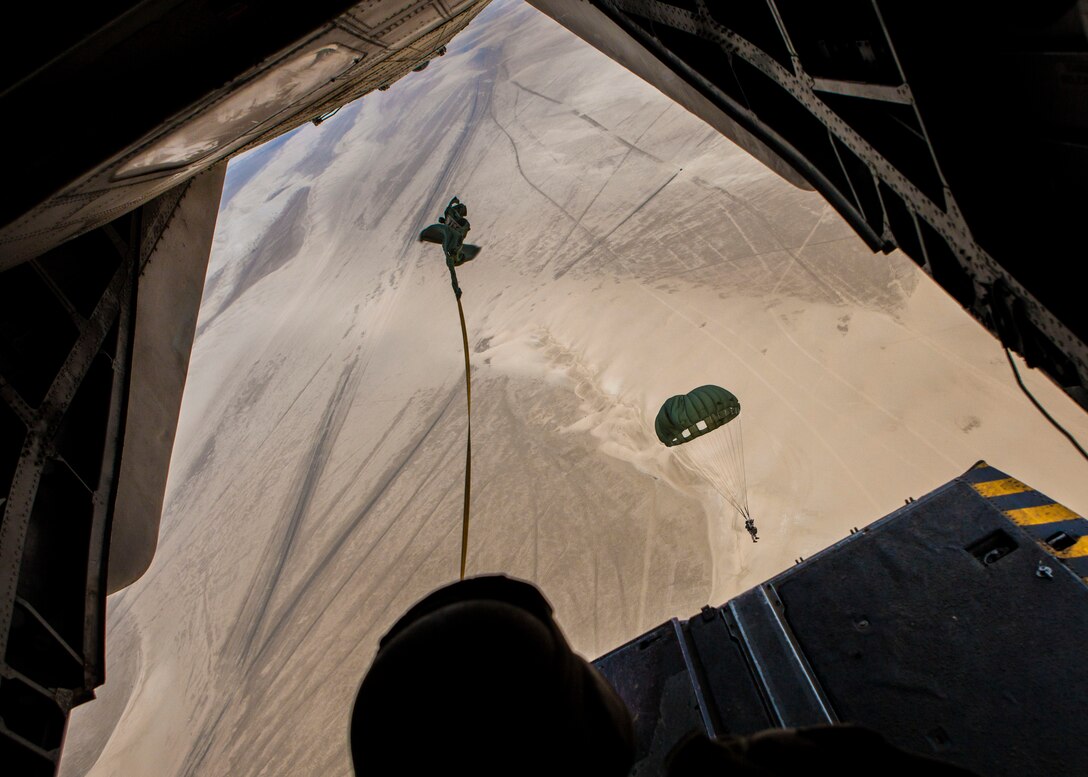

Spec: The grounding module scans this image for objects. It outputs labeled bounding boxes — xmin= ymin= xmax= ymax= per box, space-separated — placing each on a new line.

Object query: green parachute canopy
xmin=655 ymin=385 xmax=741 ymax=447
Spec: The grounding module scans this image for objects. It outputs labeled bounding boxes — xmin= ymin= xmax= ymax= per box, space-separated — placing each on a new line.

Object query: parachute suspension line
xmin=455 ymin=292 xmax=472 ymax=581
xmin=680 ymin=421 xmax=751 ymax=536
xmin=728 ymin=418 xmax=748 ymax=518
xmin=681 ymin=434 xmax=746 ymax=519
xmin=724 ymin=419 xmax=757 ymax=542
xmin=709 ymin=423 xmax=743 ymax=516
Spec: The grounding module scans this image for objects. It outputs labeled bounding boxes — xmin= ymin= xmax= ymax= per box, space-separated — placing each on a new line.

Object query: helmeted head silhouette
xmin=350 ymin=575 xmax=634 ymax=776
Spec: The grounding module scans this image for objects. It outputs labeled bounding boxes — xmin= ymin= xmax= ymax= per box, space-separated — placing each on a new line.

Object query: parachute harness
xmin=420 ymin=197 xmax=481 ymax=580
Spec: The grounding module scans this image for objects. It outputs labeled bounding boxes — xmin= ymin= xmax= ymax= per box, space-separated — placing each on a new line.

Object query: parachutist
xmin=419 ymin=196 xmax=481 ymax=299
xmin=656 ymin=385 xmax=751 ymax=531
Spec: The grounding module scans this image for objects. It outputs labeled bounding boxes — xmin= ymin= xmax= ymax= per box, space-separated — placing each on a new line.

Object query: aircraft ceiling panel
xmin=0 ymin=0 xmax=491 ymax=268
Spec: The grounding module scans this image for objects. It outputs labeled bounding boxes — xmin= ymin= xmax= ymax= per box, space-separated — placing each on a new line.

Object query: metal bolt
xmin=1036 ymin=561 xmax=1054 ymax=580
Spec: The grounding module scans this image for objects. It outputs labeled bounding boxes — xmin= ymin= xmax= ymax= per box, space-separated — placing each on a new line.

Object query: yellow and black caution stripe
xmin=962 ymin=461 xmax=1088 ymax=583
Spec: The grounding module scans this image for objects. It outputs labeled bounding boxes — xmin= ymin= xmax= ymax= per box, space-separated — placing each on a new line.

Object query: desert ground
xmin=61 ymin=2 xmax=1088 ymax=775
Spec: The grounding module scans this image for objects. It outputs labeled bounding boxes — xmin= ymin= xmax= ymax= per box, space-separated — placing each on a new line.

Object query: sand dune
xmin=61 ymin=2 xmax=1088 ymax=775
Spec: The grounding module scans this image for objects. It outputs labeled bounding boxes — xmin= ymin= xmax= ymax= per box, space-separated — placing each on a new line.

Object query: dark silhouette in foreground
xmin=350 ymin=575 xmax=634 ymax=776
xmin=350 ymin=576 xmax=980 ymax=777
xmin=666 ymin=727 xmax=980 ymax=776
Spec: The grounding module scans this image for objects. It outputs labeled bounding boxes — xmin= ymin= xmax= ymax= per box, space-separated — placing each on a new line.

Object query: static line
xmin=457 ymin=294 xmax=472 ymax=579
xmin=420 ymin=195 xmax=479 ymax=579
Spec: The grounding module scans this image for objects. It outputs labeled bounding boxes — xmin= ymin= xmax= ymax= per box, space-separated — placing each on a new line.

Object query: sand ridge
xmin=61 ymin=2 xmax=1088 ymax=775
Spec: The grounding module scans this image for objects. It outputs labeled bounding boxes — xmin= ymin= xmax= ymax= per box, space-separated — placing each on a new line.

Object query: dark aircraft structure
xmin=0 ymin=1 xmax=1085 ymax=775
xmin=595 ymin=462 xmax=1088 ymax=775
xmin=0 ymin=3 xmax=491 ymax=773
xmin=528 ymin=0 xmax=1088 ymax=411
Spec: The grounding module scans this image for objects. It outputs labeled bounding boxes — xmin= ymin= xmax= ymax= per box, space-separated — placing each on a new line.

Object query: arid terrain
xmin=61 ymin=2 xmax=1088 ymax=775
